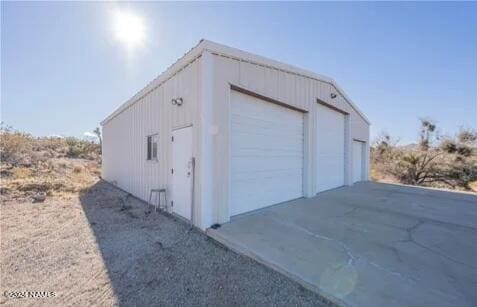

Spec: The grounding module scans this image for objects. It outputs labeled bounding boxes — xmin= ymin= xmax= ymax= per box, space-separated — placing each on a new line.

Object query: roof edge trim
xmin=101 ymin=39 xmax=370 ymax=126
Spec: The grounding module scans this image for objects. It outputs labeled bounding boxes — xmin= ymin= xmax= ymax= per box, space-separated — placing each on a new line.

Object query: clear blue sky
xmin=2 ymin=2 xmax=476 ymax=144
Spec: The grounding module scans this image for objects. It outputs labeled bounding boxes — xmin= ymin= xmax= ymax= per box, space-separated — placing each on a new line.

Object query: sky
xmin=1 ymin=2 xmax=476 ymax=144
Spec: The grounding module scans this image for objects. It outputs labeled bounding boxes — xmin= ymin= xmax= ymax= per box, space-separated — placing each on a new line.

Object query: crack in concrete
xmin=411 ymin=239 xmax=477 ymax=271
xmin=268 ymin=215 xmax=419 ymax=285
xmin=367 ymin=260 xmax=410 ymax=280
xmin=395 ymin=219 xmax=477 ymax=271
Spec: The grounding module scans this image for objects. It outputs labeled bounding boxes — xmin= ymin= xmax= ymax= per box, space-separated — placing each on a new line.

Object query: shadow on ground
xmin=79 ymin=180 xmax=334 ymax=306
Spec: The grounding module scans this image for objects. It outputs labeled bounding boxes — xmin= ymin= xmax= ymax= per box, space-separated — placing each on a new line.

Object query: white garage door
xmin=316 ymin=103 xmax=346 ymax=193
xmin=353 ymin=140 xmax=364 ymax=183
xmin=230 ymin=91 xmax=304 ymax=216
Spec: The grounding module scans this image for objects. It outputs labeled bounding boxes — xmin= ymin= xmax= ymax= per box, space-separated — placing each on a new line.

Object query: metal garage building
xmin=101 ymin=40 xmax=370 ymax=230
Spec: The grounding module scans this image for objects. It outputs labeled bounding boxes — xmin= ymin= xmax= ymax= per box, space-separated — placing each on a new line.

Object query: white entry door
xmin=230 ymin=91 xmax=304 ymax=216
xmin=353 ymin=140 xmax=364 ymax=183
xmin=171 ymin=126 xmax=193 ymax=220
xmin=316 ymin=103 xmax=346 ymax=193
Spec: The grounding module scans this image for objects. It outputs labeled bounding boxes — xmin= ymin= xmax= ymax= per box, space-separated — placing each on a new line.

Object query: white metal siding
xmin=102 ymin=41 xmax=370 ymax=228
xmin=211 ymin=53 xmax=370 ymax=223
xmin=315 ymin=103 xmax=346 ymax=192
xmin=101 ymin=59 xmax=199 ymax=202
xmin=230 ymin=91 xmax=304 ymax=216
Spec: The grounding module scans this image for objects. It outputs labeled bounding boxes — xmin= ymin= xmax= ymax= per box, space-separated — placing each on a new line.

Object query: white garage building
xmin=101 ymin=40 xmax=370 ymax=230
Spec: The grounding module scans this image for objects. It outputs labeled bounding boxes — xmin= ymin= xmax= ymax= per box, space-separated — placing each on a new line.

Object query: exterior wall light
xmin=330 ymin=93 xmax=337 ymax=99
xmin=172 ymin=97 xmax=184 ymax=106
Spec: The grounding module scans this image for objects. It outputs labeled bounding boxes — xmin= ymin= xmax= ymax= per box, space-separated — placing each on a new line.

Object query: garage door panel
xmin=232 ymin=147 xmax=303 ymax=157
xmin=232 ymin=158 xmax=303 ymax=172
xmin=232 ymin=117 xmax=303 ymax=136
xmin=232 ymin=167 xmax=303 ymax=180
xmin=316 ymin=103 xmax=346 ymax=193
xmin=231 ymin=91 xmax=304 ymax=216
xmin=231 ymin=175 xmax=303 ymax=214
xmin=232 ymin=171 xmax=304 ymax=185
xmin=231 ymin=135 xmax=302 ymax=151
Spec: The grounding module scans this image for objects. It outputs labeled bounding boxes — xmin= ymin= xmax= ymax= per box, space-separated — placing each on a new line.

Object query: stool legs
xmin=149 ymin=189 xmax=167 ymax=213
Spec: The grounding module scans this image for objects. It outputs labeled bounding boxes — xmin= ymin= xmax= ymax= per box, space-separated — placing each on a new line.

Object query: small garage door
xmin=316 ymin=103 xmax=346 ymax=193
xmin=230 ymin=91 xmax=304 ymax=216
xmin=353 ymin=140 xmax=365 ymax=183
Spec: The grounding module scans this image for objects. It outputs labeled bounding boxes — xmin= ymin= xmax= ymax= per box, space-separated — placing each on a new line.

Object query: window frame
xmin=146 ymin=133 xmax=159 ymax=162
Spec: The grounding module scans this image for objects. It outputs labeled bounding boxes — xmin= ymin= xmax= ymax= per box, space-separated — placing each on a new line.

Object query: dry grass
xmin=1 ymin=126 xmax=101 ymax=202
xmin=1 ymin=158 xmax=100 ymax=202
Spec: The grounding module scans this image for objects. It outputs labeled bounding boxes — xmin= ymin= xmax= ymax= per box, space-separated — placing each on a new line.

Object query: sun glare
xmin=112 ymin=9 xmax=146 ymax=50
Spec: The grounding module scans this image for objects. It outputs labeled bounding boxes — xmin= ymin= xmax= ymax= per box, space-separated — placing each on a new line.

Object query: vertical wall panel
xmin=264 ymin=67 xmax=279 ymax=100
xmin=102 ymin=49 xmax=369 ymax=227
xmin=102 ymin=58 xmax=200 ymax=203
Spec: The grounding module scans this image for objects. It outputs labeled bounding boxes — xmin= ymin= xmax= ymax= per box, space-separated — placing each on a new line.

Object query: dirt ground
xmin=1 ymin=180 xmax=333 ymax=306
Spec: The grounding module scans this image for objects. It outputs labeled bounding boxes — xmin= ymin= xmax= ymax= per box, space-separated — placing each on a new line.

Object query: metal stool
xmin=149 ymin=188 xmax=167 ymax=212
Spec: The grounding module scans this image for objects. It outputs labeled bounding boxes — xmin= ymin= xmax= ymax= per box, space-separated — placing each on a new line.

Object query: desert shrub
xmin=458 ymin=129 xmax=477 ymax=143
xmin=0 ymin=125 xmax=102 ymax=201
xmin=65 ymin=137 xmax=99 ymax=159
xmin=372 ymin=120 xmax=477 ymax=191
xmin=456 ymin=145 xmax=472 ymax=157
xmin=1 ymin=125 xmax=34 ymax=166
xmin=440 ymin=139 xmax=457 ymax=154
xmin=37 ymin=137 xmax=66 ymax=152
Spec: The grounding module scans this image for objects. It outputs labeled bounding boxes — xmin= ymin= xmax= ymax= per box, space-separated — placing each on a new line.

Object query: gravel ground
xmin=1 ymin=180 xmax=334 ymax=306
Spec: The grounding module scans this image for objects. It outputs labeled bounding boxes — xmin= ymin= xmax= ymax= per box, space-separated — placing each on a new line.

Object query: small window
xmin=147 ymin=134 xmax=158 ymax=161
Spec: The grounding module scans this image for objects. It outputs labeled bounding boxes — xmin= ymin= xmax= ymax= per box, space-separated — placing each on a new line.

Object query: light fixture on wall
xmin=330 ymin=93 xmax=337 ymax=99
xmin=171 ymin=97 xmax=184 ymax=106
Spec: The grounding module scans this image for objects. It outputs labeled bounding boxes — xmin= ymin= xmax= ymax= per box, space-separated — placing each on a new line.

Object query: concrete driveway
xmin=208 ymin=182 xmax=477 ymax=307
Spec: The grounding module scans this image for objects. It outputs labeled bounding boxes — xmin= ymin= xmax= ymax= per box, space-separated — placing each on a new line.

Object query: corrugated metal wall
xmin=210 ymin=53 xmax=370 ymax=223
xmin=102 ymin=58 xmax=200 ymax=202
xmin=101 ymin=46 xmax=369 ymax=228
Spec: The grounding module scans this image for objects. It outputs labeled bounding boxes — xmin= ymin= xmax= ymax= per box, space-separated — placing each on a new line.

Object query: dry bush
xmin=65 ymin=137 xmax=100 ymax=159
xmin=1 ymin=124 xmax=101 ymax=201
xmin=1 ymin=158 xmax=100 ymax=201
xmin=1 ymin=125 xmax=34 ymax=166
xmin=371 ymin=121 xmax=477 ymax=192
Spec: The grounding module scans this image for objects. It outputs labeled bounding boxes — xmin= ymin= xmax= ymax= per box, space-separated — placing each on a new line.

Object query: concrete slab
xmin=208 ymin=182 xmax=477 ymax=307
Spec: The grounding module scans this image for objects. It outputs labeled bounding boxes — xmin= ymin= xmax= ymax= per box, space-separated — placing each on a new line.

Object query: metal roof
xmin=101 ymin=39 xmax=370 ymax=125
